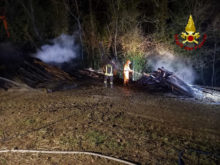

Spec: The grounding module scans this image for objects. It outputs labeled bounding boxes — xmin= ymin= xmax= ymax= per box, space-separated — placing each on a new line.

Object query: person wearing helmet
xmin=123 ymin=60 xmax=133 ymax=86
xmin=103 ymin=60 xmax=115 ymax=88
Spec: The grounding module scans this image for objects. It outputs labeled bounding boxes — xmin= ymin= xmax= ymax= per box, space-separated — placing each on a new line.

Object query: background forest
xmin=0 ymin=0 xmax=219 ymax=86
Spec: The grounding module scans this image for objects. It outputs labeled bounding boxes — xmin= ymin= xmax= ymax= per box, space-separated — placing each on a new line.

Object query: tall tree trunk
xmin=158 ymin=0 xmax=168 ymax=38
xmin=74 ymin=0 xmax=84 ymax=63
xmin=112 ymin=0 xmax=119 ymax=59
xmin=29 ymin=0 xmax=42 ymax=41
xmin=63 ymin=0 xmax=84 ymax=65
xmin=19 ymin=0 xmax=42 ymax=41
xmin=211 ymin=42 xmax=216 ymax=87
xmin=201 ymin=63 xmax=205 ymax=85
xmin=89 ymin=0 xmax=95 ymax=68
xmin=114 ymin=17 xmax=118 ymax=59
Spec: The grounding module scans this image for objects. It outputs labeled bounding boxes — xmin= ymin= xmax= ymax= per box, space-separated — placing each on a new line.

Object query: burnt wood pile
xmin=0 ymin=57 xmax=77 ymax=91
xmin=0 ymin=57 xmax=195 ymax=97
xmin=18 ymin=58 xmax=75 ymax=89
xmin=76 ymin=67 xmax=194 ymax=97
xmin=136 ymin=67 xmax=194 ymax=97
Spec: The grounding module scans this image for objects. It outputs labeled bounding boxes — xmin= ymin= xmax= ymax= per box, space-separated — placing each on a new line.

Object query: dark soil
xmin=0 ymin=81 xmax=219 ymax=164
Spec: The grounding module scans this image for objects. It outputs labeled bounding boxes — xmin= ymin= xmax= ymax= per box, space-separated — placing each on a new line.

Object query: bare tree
xmin=211 ymin=19 xmax=218 ymax=87
xmin=19 ymin=0 xmax=42 ymax=41
xmin=63 ymin=0 xmax=84 ymax=63
xmin=111 ymin=0 xmax=119 ymax=59
xmin=212 ymin=42 xmax=216 ymax=87
xmin=74 ymin=0 xmax=84 ymax=62
xmin=89 ymin=0 xmax=95 ymax=67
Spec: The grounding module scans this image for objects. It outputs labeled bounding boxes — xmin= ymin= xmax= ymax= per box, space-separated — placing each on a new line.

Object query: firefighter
xmin=103 ymin=60 xmax=115 ymax=88
xmin=123 ymin=60 xmax=133 ymax=86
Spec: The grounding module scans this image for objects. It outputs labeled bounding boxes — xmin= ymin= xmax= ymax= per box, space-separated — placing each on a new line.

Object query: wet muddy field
xmin=0 ymin=81 xmax=219 ymax=164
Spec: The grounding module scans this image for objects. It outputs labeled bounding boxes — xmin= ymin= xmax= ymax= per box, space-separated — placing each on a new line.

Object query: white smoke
xmin=35 ymin=34 xmax=79 ymax=63
xmin=147 ymin=52 xmax=196 ymax=84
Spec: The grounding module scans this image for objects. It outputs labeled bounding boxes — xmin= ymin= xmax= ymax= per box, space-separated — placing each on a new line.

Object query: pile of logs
xmin=136 ymin=67 xmax=194 ymax=97
xmin=18 ymin=58 xmax=74 ymax=87
xmin=0 ymin=57 xmax=77 ymax=91
xmin=0 ymin=56 xmax=195 ymax=97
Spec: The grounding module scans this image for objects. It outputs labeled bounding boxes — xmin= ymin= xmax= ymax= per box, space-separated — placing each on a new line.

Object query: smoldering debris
xmin=137 ymin=67 xmax=195 ymax=97
xmin=147 ymin=52 xmax=196 ymax=84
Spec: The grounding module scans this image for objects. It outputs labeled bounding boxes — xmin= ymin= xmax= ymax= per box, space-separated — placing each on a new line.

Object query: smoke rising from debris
xmin=35 ymin=34 xmax=79 ymax=64
xmin=147 ymin=52 xmax=196 ymax=84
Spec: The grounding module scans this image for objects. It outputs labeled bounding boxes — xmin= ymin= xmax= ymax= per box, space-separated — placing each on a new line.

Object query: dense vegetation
xmin=0 ymin=0 xmax=219 ymax=86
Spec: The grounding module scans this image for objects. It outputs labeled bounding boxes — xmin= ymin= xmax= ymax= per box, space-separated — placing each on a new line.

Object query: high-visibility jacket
xmin=124 ymin=61 xmax=132 ymax=82
xmin=104 ymin=64 xmax=113 ymax=76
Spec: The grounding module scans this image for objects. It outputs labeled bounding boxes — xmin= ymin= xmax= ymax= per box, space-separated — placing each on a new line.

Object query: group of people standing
xmin=103 ymin=59 xmax=133 ymax=88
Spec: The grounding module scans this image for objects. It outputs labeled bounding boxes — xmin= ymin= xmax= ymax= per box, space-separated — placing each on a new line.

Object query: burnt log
xmin=1 ymin=56 xmax=77 ymax=91
xmin=137 ymin=67 xmax=194 ymax=97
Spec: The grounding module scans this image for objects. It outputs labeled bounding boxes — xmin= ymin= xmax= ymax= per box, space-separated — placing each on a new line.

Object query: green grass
xmin=0 ymin=158 xmax=7 ymax=165
xmin=86 ymin=130 xmax=107 ymax=147
xmin=59 ymin=136 xmax=80 ymax=148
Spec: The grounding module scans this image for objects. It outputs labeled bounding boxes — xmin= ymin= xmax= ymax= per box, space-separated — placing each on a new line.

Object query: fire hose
xmin=0 ymin=149 xmax=137 ymax=165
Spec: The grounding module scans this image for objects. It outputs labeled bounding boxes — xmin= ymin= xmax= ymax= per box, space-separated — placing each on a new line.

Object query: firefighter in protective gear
xmin=123 ymin=60 xmax=133 ymax=86
xmin=103 ymin=60 xmax=115 ymax=88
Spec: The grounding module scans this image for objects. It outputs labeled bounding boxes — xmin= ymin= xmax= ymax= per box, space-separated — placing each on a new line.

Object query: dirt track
xmin=0 ymin=82 xmax=219 ymax=164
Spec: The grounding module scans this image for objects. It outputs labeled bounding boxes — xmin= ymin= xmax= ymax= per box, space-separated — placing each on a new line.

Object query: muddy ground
xmin=0 ymin=81 xmax=219 ymax=165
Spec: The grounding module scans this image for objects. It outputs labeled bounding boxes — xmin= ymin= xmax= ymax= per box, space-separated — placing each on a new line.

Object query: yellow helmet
xmin=126 ymin=60 xmax=131 ymax=64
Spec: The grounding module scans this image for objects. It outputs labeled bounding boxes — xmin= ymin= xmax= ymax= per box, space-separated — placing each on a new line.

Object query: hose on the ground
xmin=0 ymin=149 xmax=137 ymax=165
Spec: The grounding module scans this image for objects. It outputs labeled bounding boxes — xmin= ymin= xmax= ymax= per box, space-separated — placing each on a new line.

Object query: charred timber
xmin=137 ymin=67 xmax=194 ymax=97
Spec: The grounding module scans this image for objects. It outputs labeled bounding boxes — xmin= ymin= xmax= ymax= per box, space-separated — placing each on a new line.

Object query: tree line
xmin=0 ymin=0 xmax=219 ymax=86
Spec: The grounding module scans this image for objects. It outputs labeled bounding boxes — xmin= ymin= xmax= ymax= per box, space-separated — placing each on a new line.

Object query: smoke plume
xmin=35 ymin=34 xmax=79 ymax=64
xmin=147 ymin=51 xmax=196 ymax=84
